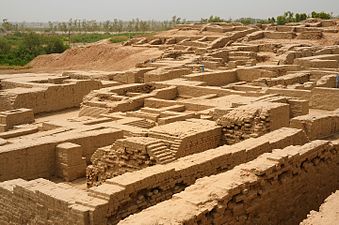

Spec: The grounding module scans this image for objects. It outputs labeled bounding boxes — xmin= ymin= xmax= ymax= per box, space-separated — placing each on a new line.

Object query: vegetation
xmin=200 ymin=16 xmax=228 ymax=23
xmin=276 ymin=11 xmax=332 ymax=25
xmin=311 ymin=11 xmax=332 ymax=19
xmin=58 ymin=32 xmax=149 ymax=44
xmin=0 ymin=18 xmax=185 ymax=34
xmin=0 ymin=32 xmax=68 ymax=66
xmin=199 ymin=11 xmax=333 ymax=26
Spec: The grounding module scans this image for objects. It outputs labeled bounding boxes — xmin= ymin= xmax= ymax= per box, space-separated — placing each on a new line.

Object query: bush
xmin=311 ymin=11 xmax=332 ymax=19
xmin=20 ymin=32 xmax=44 ymax=56
xmin=70 ymin=33 xmax=113 ymax=43
xmin=0 ymin=38 xmax=11 ymax=54
xmin=45 ymin=36 xmax=68 ymax=53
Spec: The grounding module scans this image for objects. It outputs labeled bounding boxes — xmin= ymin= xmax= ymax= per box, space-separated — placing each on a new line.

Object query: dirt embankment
xmin=27 ymin=40 xmax=163 ymax=72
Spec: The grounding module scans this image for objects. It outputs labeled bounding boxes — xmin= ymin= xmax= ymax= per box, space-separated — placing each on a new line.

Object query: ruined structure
xmin=1 ymin=18 xmax=339 ymax=225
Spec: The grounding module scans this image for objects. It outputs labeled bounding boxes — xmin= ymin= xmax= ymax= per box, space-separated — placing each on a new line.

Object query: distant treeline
xmin=201 ymin=11 xmax=335 ymax=25
xmin=0 ymin=12 xmax=336 ymax=34
xmin=1 ymin=17 xmax=184 ymax=33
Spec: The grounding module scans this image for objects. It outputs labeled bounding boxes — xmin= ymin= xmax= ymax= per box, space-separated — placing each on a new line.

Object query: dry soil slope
xmin=28 ymin=40 xmax=163 ymax=72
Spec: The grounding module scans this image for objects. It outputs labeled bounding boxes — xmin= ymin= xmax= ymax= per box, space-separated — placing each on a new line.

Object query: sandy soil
xmin=27 ymin=40 xmax=163 ymax=73
xmin=34 ymin=108 xmax=80 ymax=124
xmin=301 ymin=191 xmax=339 ymax=225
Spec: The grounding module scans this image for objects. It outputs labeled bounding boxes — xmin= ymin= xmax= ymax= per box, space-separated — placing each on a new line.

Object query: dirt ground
xmin=27 ymin=40 xmax=163 ymax=72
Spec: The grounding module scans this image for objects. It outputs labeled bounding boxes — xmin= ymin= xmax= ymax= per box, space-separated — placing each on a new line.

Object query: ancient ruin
xmin=1 ymin=18 xmax=339 ymax=225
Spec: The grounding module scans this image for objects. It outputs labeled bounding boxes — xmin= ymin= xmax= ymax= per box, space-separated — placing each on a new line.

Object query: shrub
xmin=45 ymin=36 xmax=68 ymax=53
xmin=0 ymin=38 xmax=11 ymax=54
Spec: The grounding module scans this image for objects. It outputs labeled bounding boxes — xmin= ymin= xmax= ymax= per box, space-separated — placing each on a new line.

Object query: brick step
xmin=146 ymin=142 xmax=176 ymax=164
xmin=151 ymin=148 xmax=169 ymax=155
xmin=128 ymin=120 xmax=155 ymax=129
xmin=158 ymin=155 xmax=176 ymax=162
xmin=228 ymin=56 xmax=252 ymax=61
xmin=159 ymin=158 xmax=176 ymax=164
xmin=154 ymin=152 xmax=172 ymax=158
xmin=147 ymin=142 xmax=166 ymax=149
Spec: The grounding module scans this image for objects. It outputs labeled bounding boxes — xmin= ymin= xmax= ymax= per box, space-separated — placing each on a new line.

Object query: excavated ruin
xmin=1 ymin=18 xmax=339 ymax=225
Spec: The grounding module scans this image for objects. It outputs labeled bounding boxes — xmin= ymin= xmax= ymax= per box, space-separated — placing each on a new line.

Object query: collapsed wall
xmin=80 ymin=84 xmax=178 ymax=117
xmin=0 ymin=127 xmax=308 ymax=225
xmin=217 ymin=102 xmax=290 ymax=144
xmin=86 ymin=137 xmax=160 ymax=187
xmin=120 ymin=140 xmax=339 ymax=225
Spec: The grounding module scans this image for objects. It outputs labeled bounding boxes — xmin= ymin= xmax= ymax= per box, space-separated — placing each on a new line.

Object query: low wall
xmin=290 ymin=112 xmax=339 ymax=140
xmin=144 ymin=68 xmax=192 ymax=82
xmin=0 ymin=128 xmax=123 ymax=181
xmin=237 ymin=68 xmax=277 ymax=81
xmin=264 ymin=31 xmax=297 ymax=39
xmin=0 ymin=128 xmax=308 ymax=225
xmin=120 ymin=140 xmax=339 ymax=225
xmin=7 ymin=80 xmax=102 ymax=114
xmin=0 ymin=178 xmax=107 ymax=225
xmin=176 ymin=85 xmax=247 ymax=98
xmin=184 ymin=70 xmax=238 ymax=86
xmin=266 ymin=88 xmax=312 ymax=100
xmin=310 ymin=87 xmax=339 ymax=110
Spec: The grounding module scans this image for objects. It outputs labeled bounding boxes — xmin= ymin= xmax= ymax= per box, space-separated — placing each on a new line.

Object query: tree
xmin=300 ymin=13 xmax=308 ymax=21
xmin=295 ymin=13 xmax=301 ymax=22
xmin=48 ymin=21 xmax=54 ymax=32
xmin=284 ymin=11 xmax=294 ymax=22
xmin=311 ymin=11 xmax=331 ymax=19
xmin=2 ymin=19 xmax=13 ymax=31
xmin=318 ymin=12 xmax=331 ymax=19
xmin=276 ymin=16 xmax=287 ymax=25
xmin=103 ymin=20 xmax=110 ymax=32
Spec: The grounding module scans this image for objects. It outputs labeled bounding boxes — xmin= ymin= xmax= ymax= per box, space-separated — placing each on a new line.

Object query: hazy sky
xmin=1 ymin=0 xmax=339 ymax=22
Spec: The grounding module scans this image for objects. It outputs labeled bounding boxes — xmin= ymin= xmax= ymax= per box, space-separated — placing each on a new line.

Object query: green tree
xmin=208 ymin=15 xmax=224 ymax=23
xmin=295 ymin=13 xmax=301 ymax=22
xmin=276 ymin=16 xmax=287 ymax=25
xmin=318 ymin=12 xmax=331 ymax=19
xmin=311 ymin=11 xmax=318 ymax=18
xmin=300 ymin=13 xmax=308 ymax=21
